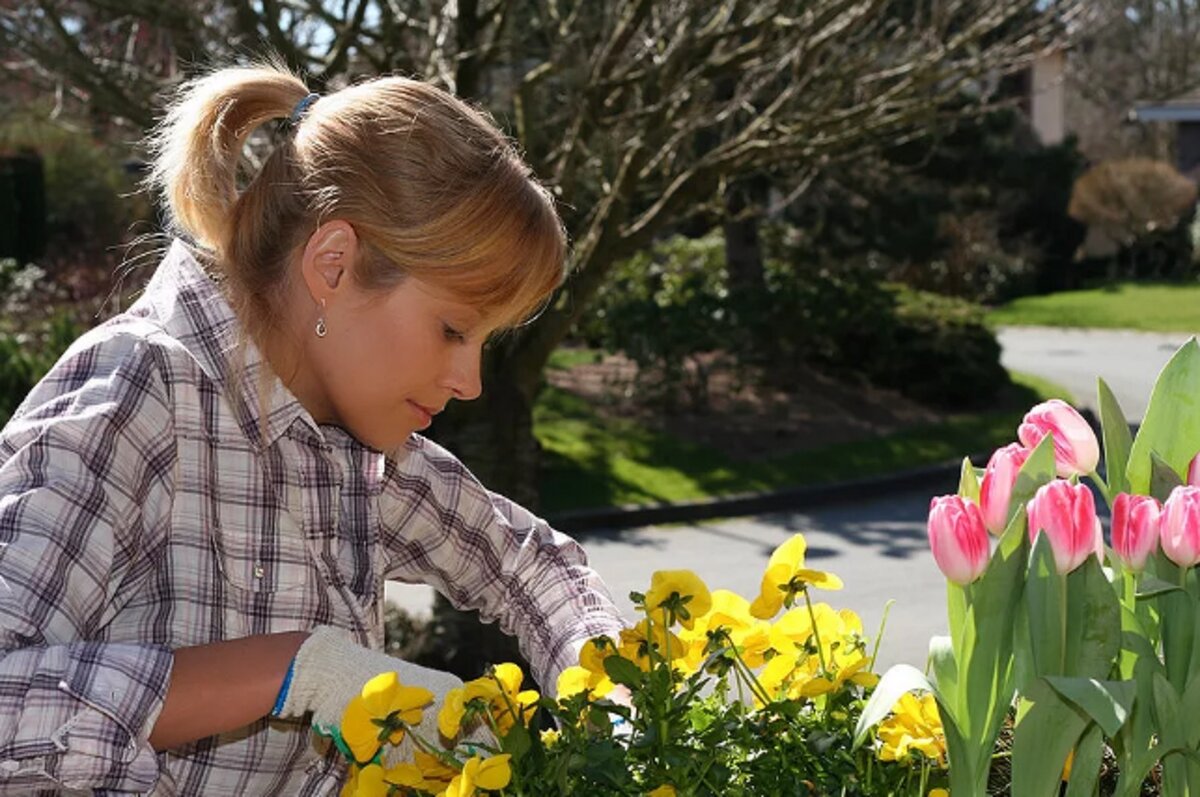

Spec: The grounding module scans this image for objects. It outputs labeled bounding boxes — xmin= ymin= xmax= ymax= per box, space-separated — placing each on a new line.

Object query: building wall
xmin=1030 ymin=50 xmax=1067 ymax=146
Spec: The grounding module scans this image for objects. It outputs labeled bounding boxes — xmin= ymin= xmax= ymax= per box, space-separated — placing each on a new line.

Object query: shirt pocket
xmin=177 ymin=434 xmax=311 ymax=593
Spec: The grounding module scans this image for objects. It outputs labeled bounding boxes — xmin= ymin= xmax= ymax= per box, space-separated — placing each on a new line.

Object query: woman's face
xmin=285 ymin=222 xmax=488 ymax=452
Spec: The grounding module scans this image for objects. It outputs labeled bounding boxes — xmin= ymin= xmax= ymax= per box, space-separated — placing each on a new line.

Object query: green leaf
xmin=959 ymin=456 xmax=981 ymax=503
xmin=1012 ymin=679 xmax=1090 ymax=797
xmin=1064 ymin=722 xmax=1105 ymax=797
xmin=928 ymin=635 xmax=958 ymax=711
xmin=1127 ymin=338 xmax=1200 ymax=495
xmin=851 ymin=663 xmax=932 ymax=750
xmin=1136 ymin=575 xmax=1185 ymax=600
xmin=1044 ymin=676 xmax=1136 ymax=737
xmin=1025 ymin=533 xmax=1065 ymax=676
xmin=1098 ymin=376 xmax=1133 ymax=499
xmin=602 ymin=655 xmax=643 ymax=689
xmin=1064 ymin=555 xmax=1123 ymax=678
xmin=1152 ymin=671 xmax=1190 ymax=797
xmin=1150 ymin=450 xmax=1186 ymax=503
xmin=1012 ymin=434 xmax=1058 ymax=509
xmin=501 ymin=722 xmax=533 ymax=757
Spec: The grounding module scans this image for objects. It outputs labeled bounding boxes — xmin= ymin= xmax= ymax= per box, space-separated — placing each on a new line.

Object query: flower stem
xmin=804 ymin=590 xmax=828 ymax=675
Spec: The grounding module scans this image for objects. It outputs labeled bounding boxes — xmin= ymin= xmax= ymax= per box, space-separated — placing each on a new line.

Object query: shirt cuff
xmin=50 ymin=641 xmax=174 ymax=792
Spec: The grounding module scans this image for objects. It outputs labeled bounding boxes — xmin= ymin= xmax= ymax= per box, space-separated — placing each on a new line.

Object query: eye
xmin=442 ymin=322 xmax=466 ymax=343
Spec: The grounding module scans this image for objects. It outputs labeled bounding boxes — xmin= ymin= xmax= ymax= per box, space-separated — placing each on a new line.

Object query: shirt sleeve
xmin=0 ymin=329 xmax=178 ymax=794
xmin=381 ymin=436 xmax=626 ymax=693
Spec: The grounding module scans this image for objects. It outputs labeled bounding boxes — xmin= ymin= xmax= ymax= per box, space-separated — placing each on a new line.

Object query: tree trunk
xmin=723 ymin=176 xmax=768 ymax=296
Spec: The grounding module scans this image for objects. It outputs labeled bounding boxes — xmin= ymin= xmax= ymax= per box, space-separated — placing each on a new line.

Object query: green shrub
xmin=576 ymin=233 xmax=1010 ymax=411
xmin=869 ymin=285 xmax=1008 ymax=407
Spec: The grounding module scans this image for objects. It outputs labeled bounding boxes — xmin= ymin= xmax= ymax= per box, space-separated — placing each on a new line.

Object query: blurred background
xmin=2 ymin=0 xmax=1199 ymax=679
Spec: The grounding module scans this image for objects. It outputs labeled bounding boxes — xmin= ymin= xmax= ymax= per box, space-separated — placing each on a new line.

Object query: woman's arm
xmin=148 ymin=631 xmax=309 ymax=751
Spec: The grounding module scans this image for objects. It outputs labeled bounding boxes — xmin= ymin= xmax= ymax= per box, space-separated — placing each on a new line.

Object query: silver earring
xmin=314 ymin=298 xmax=327 ymax=338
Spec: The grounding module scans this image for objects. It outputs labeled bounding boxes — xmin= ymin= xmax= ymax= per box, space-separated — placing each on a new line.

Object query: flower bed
xmin=331 ymin=339 xmax=1200 ymax=796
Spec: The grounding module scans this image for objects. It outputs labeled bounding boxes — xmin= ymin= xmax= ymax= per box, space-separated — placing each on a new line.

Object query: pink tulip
xmin=1111 ymin=493 xmax=1162 ymax=572
xmin=1018 ymin=400 xmax=1100 ymax=478
xmin=928 ymin=495 xmax=990 ymax=585
xmin=1162 ymin=486 xmax=1200 ymax=568
xmin=980 ymin=443 xmax=1032 ymax=536
xmin=1026 ymin=480 xmax=1102 ymax=575
xmin=1188 ymin=452 xmax=1200 ymax=487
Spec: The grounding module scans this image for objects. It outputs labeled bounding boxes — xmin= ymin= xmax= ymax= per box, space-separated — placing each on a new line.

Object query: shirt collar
xmin=131 ymin=239 xmax=321 ymax=448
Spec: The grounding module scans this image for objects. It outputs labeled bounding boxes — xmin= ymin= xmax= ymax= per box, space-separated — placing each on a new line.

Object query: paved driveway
xmin=996 ymin=326 xmax=1195 ymax=421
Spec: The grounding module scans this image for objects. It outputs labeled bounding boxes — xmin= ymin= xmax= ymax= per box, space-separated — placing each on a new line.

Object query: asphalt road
xmin=996 ymin=326 xmax=1196 ymax=422
xmin=387 ymin=327 xmax=1191 ymax=675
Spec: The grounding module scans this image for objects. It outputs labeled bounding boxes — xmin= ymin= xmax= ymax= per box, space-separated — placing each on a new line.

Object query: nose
xmin=442 ymin=342 xmax=483 ymax=401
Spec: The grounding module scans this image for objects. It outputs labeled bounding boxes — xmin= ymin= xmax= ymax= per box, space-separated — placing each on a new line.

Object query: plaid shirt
xmin=0 ymin=240 xmax=624 ymax=796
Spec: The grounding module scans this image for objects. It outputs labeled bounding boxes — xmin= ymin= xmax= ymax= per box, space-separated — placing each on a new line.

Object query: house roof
xmin=1132 ymin=87 xmax=1200 ymax=122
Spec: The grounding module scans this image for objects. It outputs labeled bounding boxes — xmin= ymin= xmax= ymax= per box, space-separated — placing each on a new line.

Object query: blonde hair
xmin=145 ymin=63 xmax=566 ymax=350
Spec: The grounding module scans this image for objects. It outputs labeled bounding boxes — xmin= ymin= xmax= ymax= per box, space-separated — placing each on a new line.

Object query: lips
xmin=407 ymin=400 xmax=444 ymax=429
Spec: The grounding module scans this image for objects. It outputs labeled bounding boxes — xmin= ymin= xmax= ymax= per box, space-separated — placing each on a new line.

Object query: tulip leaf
xmin=1098 ymin=376 xmax=1132 ymax=499
xmin=958 ymin=456 xmax=981 ymax=503
xmin=1064 ymin=555 xmax=1122 ymax=678
xmin=1043 ymin=676 xmax=1136 ymax=737
xmin=1152 ymin=671 xmax=1192 ymax=797
xmin=928 ymin=635 xmax=958 ymax=708
xmin=1136 ymin=575 xmax=1185 ymax=600
xmin=1064 ymin=722 xmax=1105 ymax=797
xmin=1010 ymin=435 xmax=1057 ymax=523
xmin=851 ymin=663 xmax=932 ymax=750
xmin=1149 ymin=450 xmax=1186 ymax=503
xmin=1127 ymin=338 xmax=1200 ymax=495
xmin=1025 ymin=533 xmax=1065 ymax=676
xmin=1012 ymin=679 xmax=1090 ymax=797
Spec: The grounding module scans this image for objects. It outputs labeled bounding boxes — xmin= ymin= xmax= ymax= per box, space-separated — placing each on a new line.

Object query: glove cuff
xmin=275 ymin=625 xmax=366 ymax=725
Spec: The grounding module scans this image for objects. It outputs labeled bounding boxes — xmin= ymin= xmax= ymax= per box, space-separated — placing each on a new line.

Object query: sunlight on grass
xmin=535 ymin=369 xmax=1069 ymax=513
xmin=989 ymin=283 xmax=1200 ymax=332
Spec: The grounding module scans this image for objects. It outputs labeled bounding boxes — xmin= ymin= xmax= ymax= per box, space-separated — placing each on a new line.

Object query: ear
xmin=299 ymin=220 xmax=360 ymax=304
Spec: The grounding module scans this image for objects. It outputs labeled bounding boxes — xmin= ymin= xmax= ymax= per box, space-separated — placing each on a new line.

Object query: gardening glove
xmin=273 ymin=625 xmax=493 ymax=762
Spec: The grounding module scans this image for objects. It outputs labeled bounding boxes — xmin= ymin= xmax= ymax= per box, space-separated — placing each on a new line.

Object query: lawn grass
xmin=535 ymin=370 xmax=1072 ymax=513
xmin=988 ymin=282 xmax=1200 ymax=332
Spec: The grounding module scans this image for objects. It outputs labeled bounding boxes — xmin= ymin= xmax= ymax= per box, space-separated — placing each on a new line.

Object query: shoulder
xmin=5 ymin=316 xmax=186 ymax=441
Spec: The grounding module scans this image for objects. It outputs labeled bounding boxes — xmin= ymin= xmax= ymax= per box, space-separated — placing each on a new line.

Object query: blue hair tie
xmin=288 ymin=93 xmax=320 ymax=127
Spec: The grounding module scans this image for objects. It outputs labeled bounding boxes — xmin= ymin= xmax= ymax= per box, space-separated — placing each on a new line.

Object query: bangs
xmin=361 ymin=164 xmax=567 ymax=332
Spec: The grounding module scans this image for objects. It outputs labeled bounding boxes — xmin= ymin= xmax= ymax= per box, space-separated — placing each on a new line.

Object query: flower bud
xmin=927 ymin=496 xmax=989 ymax=585
xmin=1018 ymin=400 xmax=1100 ymax=478
xmin=1187 ymin=452 xmax=1200 ymax=487
xmin=1026 ymin=480 xmax=1101 ymax=575
xmin=1111 ymin=493 xmax=1161 ymax=572
xmin=1162 ymin=486 xmax=1200 ymax=569
xmin=980 ymin=443 xmax=1031 ymax=535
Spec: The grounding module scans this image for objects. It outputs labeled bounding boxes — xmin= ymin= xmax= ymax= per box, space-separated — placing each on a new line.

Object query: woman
xmin=0 ymin=65 xmax=625 ymax=795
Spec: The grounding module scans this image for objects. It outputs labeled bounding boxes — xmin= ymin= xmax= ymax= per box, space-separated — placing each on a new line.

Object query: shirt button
xmin=253 ymin=563 xmax=265 ymax=579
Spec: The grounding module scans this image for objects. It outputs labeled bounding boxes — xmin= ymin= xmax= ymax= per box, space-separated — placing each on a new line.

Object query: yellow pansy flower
xmin=928 ymin=790 xmax=950 ymax=797
xmin=750 ymin=534 xmax=843 ymax=620
xmin=341 ymin=672 xmax=434 ymax=764
xmin=440 ymin=753 xmax=512 ymax=797
xmin=618 ymin=619 xmax=684 ymax=672
xmin=643 ymin=570 xmax=712 ymax=629
xmin=438 ymin=676 xmax=506 ymax=740
xmin=646 ymin=786 xmax=677 ymax=797
xmin=877 ymin=692 xmax=947 ymax=766
xmin=540 ymin=728 xmax=561 ymax=746
xmin=557 ymin=664 xmax=616 ymax=701
xmin=414 ymin=749 xmax=458 ymax=791
xmin=340 ymin=762 xmax=426 ymax=797
xmin=485 ymin=663 xmax=540 ymax=734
